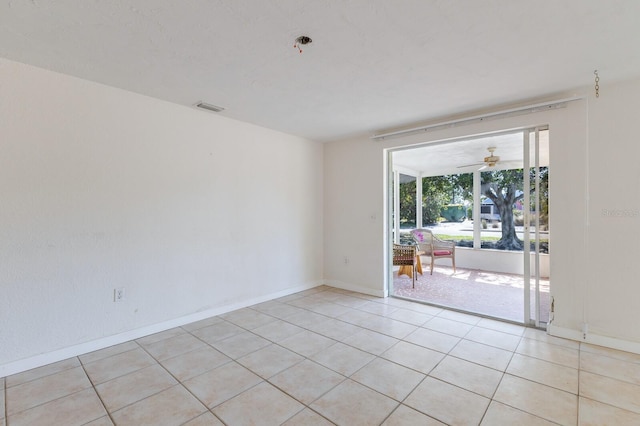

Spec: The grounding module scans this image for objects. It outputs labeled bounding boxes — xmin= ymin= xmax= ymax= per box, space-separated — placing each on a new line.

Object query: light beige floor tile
xmin=6 ymin=357 xmax=80 ymax=387
xmin=581 ymin=343 xmax=640 ymax=364
xmin=237 ymin=344 xmax=304 ymax=378
xmin=307 ymin=290 xmax=342 ymax=302
xmin=84 ymin=416 xmax=114 ymax=426
xmin=477 ymin=318 xmax=525 ymax=335
xmin=83 ymin=347 xmax=156 ymax=384
xmin=306 ymin=318 xmax=363 ymax=341
xmin=524 ymin=328 xmax=580 ymax=350
xmin=580 ymin=370 xmax=640 ymax=414
xmin=160 ymin=346 xmax=231 ymax=381
xmin=183 ymin=362 xmax=263 ymax=408
xmin=282 ymin=408 xmax=334 ymax=425
xmin=450 ymin=339 xmax=513 ymax=371
xmin=213 ymin=381 xmax=304 ymax=425
xmin=7 ymin=388 xmax=106 ymax=426
xmin=465 ymin=326 xmax=522 ymax=351
xmin=308 ymin=301 xmax=353 ymax=317
xmin=507 ymin=353 xmax=578 ymax=393
xmin=481 ymin=401 xmax=556 ymax=426
xmin=382 ymin=297 xmax=422 ymax=309
xmin=401 ymin=302 xmax=444 ymax=316
xmin=210 ymin=331 xmax=271 ymax=359
xmin=180 ymin=315 xmax=223 ymax=332
xmin=269 ymin=359 xmax=345 ymax=405
xmin=311 ymin=342 xmax=375 ymax=376
xmin=383 ymin=404 xmax=445 ymax=425
xmin=385 ymin=308 xmax=432 ymax=326
xmin=494 ymin=374 xmax=578 ymax=424
xmin=580 ymin=350 xmax=640 ymax=386
xmin=404 ymin=377 xmax=490 ymax=426
xmin=366 ymin=317 xmax=418 ymax=339
xmin=183 ymin=411 xmax=224 ymax=425
xmin=330 ymin=294 xmax=371 ymax=309
xmin=135 ymin=327 xmax=186 ymax=346
xmin=343 ymin=328 xmax=399 ymax=355
xmin=579 ymin=396 xmax=640 ymax=425
xmin=143 ymin=332 xmax=208 ymax=361
xmin=251 ymin=319 xmax=305 ymax=342
xmin=111 ymin=385 xmax=207 ymax=425
xmin=311 ymin=379 xmax=398 ymax=426
xmin=430 ymin=355 xmax=503 ymax=398
xmin=438 ymin=310 xmax=483 ymax=325
xmin=357 ymin=301 xmax=399 ymax=316
xmin=516 ymin=337 xmax=579 ymax=368
xmin=351 ymin=357 xmax=425 ymax=401
xmin=95 ymin=364 xmax=177 ymax=412
xmin=338 ymin=309 xmax=382 ymax=327
xmin=6 ymin=366 xmax=92 ymax=415
xmin=190 ymin=320 xmax=244 ymax=344
xmin=256 ymin=302 xmax=306 ymax=319
xmin=279 ymin=330 xmax=337 ymax=357
xmin=221 ymin=307 xmax=278 ymax=329
xmin=404 ymin=327 xmax=461 ymax=353
xmin=423 ymin=316 xmax=474 ymax=337
xmin=79 ymin=341 xmax=140 ymax=365
xmin=288 ymin=296 xmax=324 ymax=310
xmin=284 ymin=310 xmax=332 ymax=328
xmin=381 ymin=341 xmax=444 ymax=374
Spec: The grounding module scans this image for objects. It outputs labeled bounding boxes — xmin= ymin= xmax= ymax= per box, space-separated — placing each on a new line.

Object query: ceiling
xmin=1 ymin=1 xmax=639 ymax=142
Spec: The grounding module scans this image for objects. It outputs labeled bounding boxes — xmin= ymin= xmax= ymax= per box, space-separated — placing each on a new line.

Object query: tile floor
xmin=3 ymin=286 xmax=640 ymax=425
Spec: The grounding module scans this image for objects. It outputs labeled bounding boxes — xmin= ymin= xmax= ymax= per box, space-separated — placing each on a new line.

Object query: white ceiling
xmin=1 ymin=1 xmax=639 ymax=142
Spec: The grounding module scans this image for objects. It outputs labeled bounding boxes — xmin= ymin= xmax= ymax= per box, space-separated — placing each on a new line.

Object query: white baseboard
xmin=0 ymin=282 xmax=321 ymax=378
xmin=323 ymin=280 xmax=385 ymax=298
xmin=548 ymin=324 xmax=640 ymax=355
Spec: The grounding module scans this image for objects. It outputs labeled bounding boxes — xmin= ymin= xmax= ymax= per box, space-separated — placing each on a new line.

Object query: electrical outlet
xmin=114 ymin=287 xmax=125 ymax=302
xmin=344 ymin=256 xmax=349 ymax=265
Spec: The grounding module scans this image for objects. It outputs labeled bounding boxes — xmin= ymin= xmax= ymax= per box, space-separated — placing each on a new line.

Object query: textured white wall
xmin=324 ymin=78 xmax=640 ymax=349
xmin=0 ymin=59 xmax=323 ymax=369
xmin=584 ymin=78 xmax=640 ymax=343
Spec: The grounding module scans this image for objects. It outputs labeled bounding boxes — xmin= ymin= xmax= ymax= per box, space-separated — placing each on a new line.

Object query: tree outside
xmin=397 ymin=167 xmax=549 ymax=252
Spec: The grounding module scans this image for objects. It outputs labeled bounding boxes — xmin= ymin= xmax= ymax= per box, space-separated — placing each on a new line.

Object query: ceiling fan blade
xmin=456 ymin=162 xmax=485 ymax=169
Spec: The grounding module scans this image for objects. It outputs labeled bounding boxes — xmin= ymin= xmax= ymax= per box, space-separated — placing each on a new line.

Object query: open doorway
xmin=389 ymin=128 xmax=550 ymax=326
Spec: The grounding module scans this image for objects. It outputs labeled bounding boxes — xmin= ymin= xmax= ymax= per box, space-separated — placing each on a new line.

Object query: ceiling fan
xmin=457 ymin=147 xmax=502 ymax=170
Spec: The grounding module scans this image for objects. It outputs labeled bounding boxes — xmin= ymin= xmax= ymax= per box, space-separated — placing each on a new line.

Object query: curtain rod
xmin=371 ymin=96 xmax=583 ymax=141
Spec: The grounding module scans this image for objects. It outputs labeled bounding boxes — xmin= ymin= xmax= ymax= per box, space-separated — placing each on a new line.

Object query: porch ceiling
xmin=393 ymin=130 xmax=549 ymax=177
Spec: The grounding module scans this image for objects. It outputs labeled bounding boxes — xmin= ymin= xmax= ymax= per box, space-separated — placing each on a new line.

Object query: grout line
xmin=77 ymin=356 xmax=117 ymax=425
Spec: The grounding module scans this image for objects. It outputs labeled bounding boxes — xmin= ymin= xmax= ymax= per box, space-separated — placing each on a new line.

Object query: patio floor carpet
xmin=392 ymin=265 xmax=550 ymax=324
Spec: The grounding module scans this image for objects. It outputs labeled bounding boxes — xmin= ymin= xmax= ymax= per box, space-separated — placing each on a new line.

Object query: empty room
xmin=2 ymin=1 xmax=640 ymax=425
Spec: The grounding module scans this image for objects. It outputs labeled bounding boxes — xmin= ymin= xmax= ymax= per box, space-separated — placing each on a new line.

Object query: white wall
xmin=0 ymin=59 xmax=324 ymax=373
xmin=324 ymin=77 xmax=640 ymax=351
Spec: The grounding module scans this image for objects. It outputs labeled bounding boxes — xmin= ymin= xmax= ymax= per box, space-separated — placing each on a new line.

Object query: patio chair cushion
xmin=433 ymin=250 xmax=452 ymax=256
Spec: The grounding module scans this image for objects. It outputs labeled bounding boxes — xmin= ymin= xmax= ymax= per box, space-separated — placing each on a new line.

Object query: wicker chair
xmin=393 ymin=243 xmax=418 ymax=288
xmin=410 ymin=229 xmax=456 ymax=275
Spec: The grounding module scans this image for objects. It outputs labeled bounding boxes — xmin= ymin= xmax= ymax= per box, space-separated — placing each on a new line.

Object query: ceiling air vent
xmin=195 ymin=102 xmax=225 ymax=113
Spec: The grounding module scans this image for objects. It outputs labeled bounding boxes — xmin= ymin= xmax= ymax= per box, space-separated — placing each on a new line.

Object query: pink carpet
xmin=393 ymin=265 xmax=550 ymax=324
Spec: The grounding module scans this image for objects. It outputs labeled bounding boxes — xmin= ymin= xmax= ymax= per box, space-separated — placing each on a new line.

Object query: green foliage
xmin=398 ymin=177 xmax=417 ymax=227
xmin=422 ymin=174 xmax=472 ymax=224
